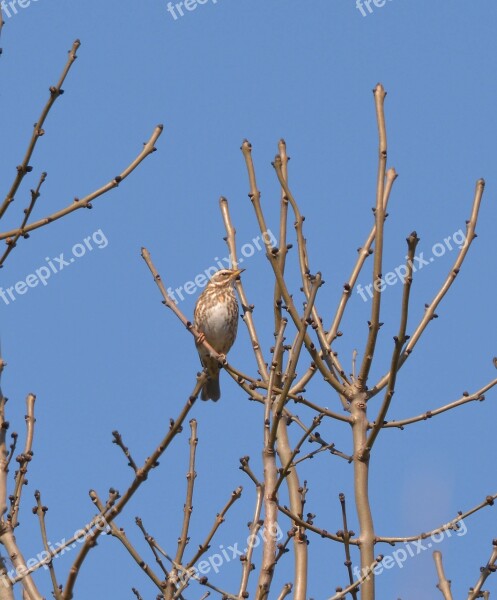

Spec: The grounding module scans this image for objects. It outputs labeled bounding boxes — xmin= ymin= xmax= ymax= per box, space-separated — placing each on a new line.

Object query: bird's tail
xmin=201 ymin=372 xmax=221 ymax=401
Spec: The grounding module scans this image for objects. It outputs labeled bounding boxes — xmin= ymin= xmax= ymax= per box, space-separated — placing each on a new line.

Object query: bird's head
xmin=208 ymin=268 xmax=244 ymax=289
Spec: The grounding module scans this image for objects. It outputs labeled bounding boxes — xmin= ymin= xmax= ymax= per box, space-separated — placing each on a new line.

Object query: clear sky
xmin=1 ymin=1 xmax=497 ymax=598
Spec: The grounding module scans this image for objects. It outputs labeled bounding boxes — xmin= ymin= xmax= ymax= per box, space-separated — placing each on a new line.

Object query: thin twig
xmin=33 ymin=490 xmax=62 ymax=600
xmin=176 ymin=419 xmax=198 ymax=563
xmin=357 ymin=83 xmax=388 ymax=391
xmin=151 ymin=539 xmax=237 ymax=600
xmin=293 ymin=443 xmax=349 ymax=466
xmin=290 ymin=167 xmax=397 ymax=397
xmin=0 ymin=41 xmax=80 ymax=220
xmin=238 ymin=481 xmax=263 ymax=598
xmin=11 ymin=394 xmax=36 ymax=528
xmin=273 ymin=415 xmax=323 ymax=496
xmin=165 ymin=420 xmax=199 ymax=600
xmin=257 ymin=319 xmax=287 ymax=600
xmin=112 ymin=431 xmax=138 ymax=473
xmin=270 ymin=137 xmax=309 ymax=600
xmin=0 ymin=395 xmax=10 ymax=521
xmin=0 ymin=172 xmax=46 ymax=268
xmin=62 ymin=376 xmax=203 ymax=599
xmin=434 ymin=551 xmax=453 ymax=600
xmin=92 ymin=493 xmax=165 ymax=592
xmin=10 ymin=505 xmax=111 ymax=582
xmin=467 ymin=540 xmax=497 ymax=600
xmin=184 ymin=486 xmax=243 ymax=570
xmin=338 ymin=493 xmax=358 ymax=600
xmin=376 ymin=494 xmax=497 ymax=544
xmin=292 ymin=395 xmax=352 ymax=425
xmin=274 ymin=139 xmax=290 ymax=374
xmin=0 ymin=125 xmax=163 ymax=241
xmin=326 ymin=555 xmax=384 ymax=600
xmin=370 ymin=178 xmax=486 ymax=396
xmin=276 ymin=583 xmax=293 ymax=600
xmin=224 ymin=366 xmax=352 ymax=425
xmin=240 ymin=140 xmax=350 ymax=399
xmin=0 ymin=384 xmax=14 ymax=600
xmin=219 ymin=197 xmax=269 ymax=381
xmin=273 ymin=154 xmax=348 ymax=386
xmin=380 ymin=372 xmax=497 ymax=429
xmin=277 ymin=505 xmax=351 ymax=544
xmin=269 ymin=275 xmax=322 ymax=448
xmin=135 ymin=517 xmax=170 ymax=579
xmin=365 ymin=232 xmax=418 ymax=455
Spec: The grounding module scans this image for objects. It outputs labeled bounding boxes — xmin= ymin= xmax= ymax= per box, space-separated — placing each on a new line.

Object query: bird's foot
xmin=196 ymin=332 xmax=206 ymax=345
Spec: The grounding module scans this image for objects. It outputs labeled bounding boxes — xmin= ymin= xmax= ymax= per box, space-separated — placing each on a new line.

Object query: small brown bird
xmin=194 ymin=268 xmax=244 ymax=401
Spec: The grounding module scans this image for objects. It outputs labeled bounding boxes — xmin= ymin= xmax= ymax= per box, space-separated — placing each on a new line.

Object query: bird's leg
xmin=196 ymin=332 xmax=206 ymax=346
xmin=217 ymin=353 xmax=227 ymax=366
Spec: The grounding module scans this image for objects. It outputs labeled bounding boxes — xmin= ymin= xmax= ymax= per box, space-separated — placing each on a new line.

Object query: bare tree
xmin=1 ymin=24 xmax=496 ymax=600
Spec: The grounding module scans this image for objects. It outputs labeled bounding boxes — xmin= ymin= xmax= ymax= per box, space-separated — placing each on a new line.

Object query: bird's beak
xmin=232 ymin=268 xmax=245 ymax=278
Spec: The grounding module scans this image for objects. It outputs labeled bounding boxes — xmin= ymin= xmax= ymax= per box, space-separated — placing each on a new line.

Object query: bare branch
xmin=357 ymin=83 xmax=388 ymax=390
xmin=350 ymin=389 xmax=375 ymax=600
xmin=165 ymin=419 xmax=199 ymax=600
xmin=365 ymin=231 xmax=419 ymax=454
xmin=176 ymin=419 xmax=198 ymax=564
xmin=238 ymin=480 xmax=263 ymax=598
xmin=184 ymin=486 xmax=243 ymax=570
xmin=434 ymin=551 xmax=453 ymax=600
xmin=273 ymin=154 xmax=348 ymax=387
xmin=92 ymin=493 xmax=165 ymax=592
xmin=276 ymin=583 xmax=293 ymax=600
xmin=0 ymin=172 xmax=46 ymax=268
xmin=33 ymin=490 xmax=62 ymax=600
xmin=269 ymin=274 xmax=322 ymax=448
xmin=338 ymin=493 xmax=358 ymax=600
xmin=62 ymin=375 xmax=203 ymax=599
xmin=277 ymin=504 xmax=352 ymax=544
xmin=273 ymin=415 xmax=323 ymax=497
xmin=0 ymin=395 xmax=10 ymax=521
xmin=293 ymin=442 xmax=352 ymax=466
xmin=11 ymin=394 xmax=36 ymax=528
xmin=0 ymin=125 xmax=163 ymax=241
xmin=380 ymin=372 xmax=497 ymax=429
xmin=241 ymin=140 xmax=350 ymax=399
xmin=257 ymin=318 xmax=287 ymax=599
xmin=467 ymin=540 xmax=497 ymax=600
xmin=326 ymin=555 xmax=384 ymax=600
xmin=239 ymin=456 xmax=261 ymax=487
xmin=0 ymin=41 xmax=80 ymax=221
xmin=292 ymin=395 xmax=352 ymax=425
xmin=135 ymin=517 xmax=170 ymax=579
xmin=290 ymin=167 xmax=397 ymax=398
xmin=112 ymin=431 xmax=138 ymax=473
xmin=143 ymin=535 xmax=237 ymax=600
xmin=1 ymin=530 xmax=43 ymax=600
xmin=219 ymin=196 xmax=269 ymax=381
xmin=224 ymin=365 xmax=352 ymax=425
xmin=371 ymin=178 xmax=486 ymax=396
xmin=376 ymin=493 xmax=497 ymax=544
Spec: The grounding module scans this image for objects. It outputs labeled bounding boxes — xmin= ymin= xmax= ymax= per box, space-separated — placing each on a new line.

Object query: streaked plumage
xmin=194 ymin=268 xmax=243 ymax=401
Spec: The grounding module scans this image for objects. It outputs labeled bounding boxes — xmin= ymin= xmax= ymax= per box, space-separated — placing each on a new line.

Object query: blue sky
xmin=1 ymin=1 xmax=497 ymax=598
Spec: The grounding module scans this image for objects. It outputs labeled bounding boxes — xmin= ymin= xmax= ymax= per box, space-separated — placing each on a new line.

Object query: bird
xmin=193 ymin=268 xmax=244 ymax=401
